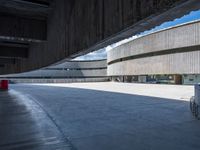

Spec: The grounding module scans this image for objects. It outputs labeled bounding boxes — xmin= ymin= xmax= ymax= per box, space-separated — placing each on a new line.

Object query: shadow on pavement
xmin=0 ymin=84 xmax=200 ymax=150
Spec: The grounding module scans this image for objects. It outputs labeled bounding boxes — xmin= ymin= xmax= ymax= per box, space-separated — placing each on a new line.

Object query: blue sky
xmin=74 ymin=10 xmax=200 ymax=61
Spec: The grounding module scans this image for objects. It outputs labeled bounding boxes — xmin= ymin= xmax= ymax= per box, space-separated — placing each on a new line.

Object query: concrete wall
xmin=2 ymin=60 xmax=108 ymax=83
xmin=108 ymin=20 xmax=200 ymax=76
xmin=49 ymin=60 xmax=107 ymax=69
xmin=1 ymin=0 xmax=200 ymax=75
xmin=6 ymin=69 xmax=107 ymax=78
xmin=108 ymin=21 xmax=200 ymax=62
xmin=10 ymin=78 xmax=108 ymax=84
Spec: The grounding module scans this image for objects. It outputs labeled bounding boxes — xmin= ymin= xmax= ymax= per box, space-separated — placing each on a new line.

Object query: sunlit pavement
xmin=33 ymin=82 xmax=194 ymax=101
xmin=1 ymin=82 xmax=200 ymax=150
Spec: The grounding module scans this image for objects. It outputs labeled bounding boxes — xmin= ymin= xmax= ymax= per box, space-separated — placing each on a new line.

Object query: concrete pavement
xmin=0 ymin=83 xmax=200 ymax=150
xmin=0 ymin=89 xmax=73 ymax=150
xmin=33 ymin=82 xmax=194 ymax=100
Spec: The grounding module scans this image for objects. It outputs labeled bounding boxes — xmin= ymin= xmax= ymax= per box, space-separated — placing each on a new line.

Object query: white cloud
xmin=74 ymin=48 xmax=107 ymax=60
xmin=74 ymin=35 xmax=139 ymax=61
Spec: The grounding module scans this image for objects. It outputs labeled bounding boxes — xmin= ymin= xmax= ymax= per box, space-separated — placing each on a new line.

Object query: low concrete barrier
xmin=0 ymin=80 xmax=8 ymax=90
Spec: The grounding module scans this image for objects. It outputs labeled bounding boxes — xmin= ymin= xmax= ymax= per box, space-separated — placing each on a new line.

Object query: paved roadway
xmin=1 ymin=83 xmax=200 ymax=150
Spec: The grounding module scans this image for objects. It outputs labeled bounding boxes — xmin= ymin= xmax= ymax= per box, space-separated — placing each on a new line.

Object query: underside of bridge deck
xmin=0 ymin=0 xmax=200 ymax=75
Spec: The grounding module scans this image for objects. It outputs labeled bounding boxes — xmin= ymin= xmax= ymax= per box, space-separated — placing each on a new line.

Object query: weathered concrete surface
xmin=3 ymin=83 xmax=200 ymax=150
xmin=107 ymin=20 xmax=200 ymax=76
xmin=33 ymin=82 xmax=194 ymax=100
xmin=0 ymin=90 xmax=72 ymax=150
xmin=0 ymin=60 xmax=108 ymax=83
xmin=2 ymin=60 xmax=107 ymax=78
xmin=1 ymin=0 xmax=200 ymax=74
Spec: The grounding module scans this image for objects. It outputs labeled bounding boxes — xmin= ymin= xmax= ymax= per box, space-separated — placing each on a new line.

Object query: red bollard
xmin=0 ymin=80 xmax=8 ymax=90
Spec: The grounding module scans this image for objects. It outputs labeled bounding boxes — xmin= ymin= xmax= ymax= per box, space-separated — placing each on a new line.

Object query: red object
xmin=0 ymin=80 xmax=8 ymax=90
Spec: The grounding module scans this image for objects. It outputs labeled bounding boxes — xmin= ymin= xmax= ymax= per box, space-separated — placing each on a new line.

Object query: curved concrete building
xmin=2 ymin=60 xmax=108 ymax=83
xmin=0 ymin=0 xmax=199 ymax=75
xmin=108 ymin=20 xmax=200 ymax=84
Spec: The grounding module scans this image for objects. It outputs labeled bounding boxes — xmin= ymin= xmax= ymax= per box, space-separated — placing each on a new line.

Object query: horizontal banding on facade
xmin=1 ymin=60 xmax=108 ymax=78
xmin=108 ymin=20 xmax=200 ymax=76
xmin=108 ymin=45 xmax=200 ymax=65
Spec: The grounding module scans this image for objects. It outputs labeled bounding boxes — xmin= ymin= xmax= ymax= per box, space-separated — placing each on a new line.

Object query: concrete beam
xmin=107 ymin=20 xmax=200 ymax=76
xmin=0 ymin=0 xmax=51 ymax=18
xmin=1 ymin=0 xmax=200 ymax=75
xmin=71 ymin=0 xmax=200 ymax=58
xmin=0 ymin=45 xmax=28 ymax=58
xmin=0 ymin=13 xmax=47 ymax=41
xmin=0 ymin=58 xmax=16 ymax=65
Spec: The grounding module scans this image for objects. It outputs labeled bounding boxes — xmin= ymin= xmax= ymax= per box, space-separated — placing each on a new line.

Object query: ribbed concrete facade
xmin=1 ymin=60 xmax=108 ymax=83
xmin=108 ymin=20 xmax=200 ymax=76
xmin=1 ymin=0 xmax=199 ymax=75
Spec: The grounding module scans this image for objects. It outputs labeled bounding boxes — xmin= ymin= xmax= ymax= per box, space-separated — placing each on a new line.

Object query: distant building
xmin=1 ymin=60 xmax=108 ymax=83
xmin=107 ymin=20 xmax=200 ymax=85
xmin=2 ymin=21 xmax=200 ymax=85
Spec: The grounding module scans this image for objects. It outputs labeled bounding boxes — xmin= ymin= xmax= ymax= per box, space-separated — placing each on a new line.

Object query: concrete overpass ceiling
xmin=74 ymin=10 xmax=200 ymax=61
xmin=0 ymin=0 xmax=51 ymax=73
xmin=0 ymin=0 xmax=51 ymax=17
xmin=0 ymin=0 xmax=200 ymax=75
xmin=0 ymin=58 xmax=16 ymax=65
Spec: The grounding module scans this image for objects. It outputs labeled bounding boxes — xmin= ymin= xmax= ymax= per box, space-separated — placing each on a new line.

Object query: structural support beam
xmin=0 ymin=13 xmax=47 ymax=41
xmin=0 ymin=0 xmax=51 ymax=18
xmin=1 ymin=0 xmax=200 ymax=75
xmin=69 ymin=0 xmax=200 ymax=58
xmin=0 ymin=58 xmax=16 ymax=65
xmin=0 ymin=45 xmax=28 ymax=58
